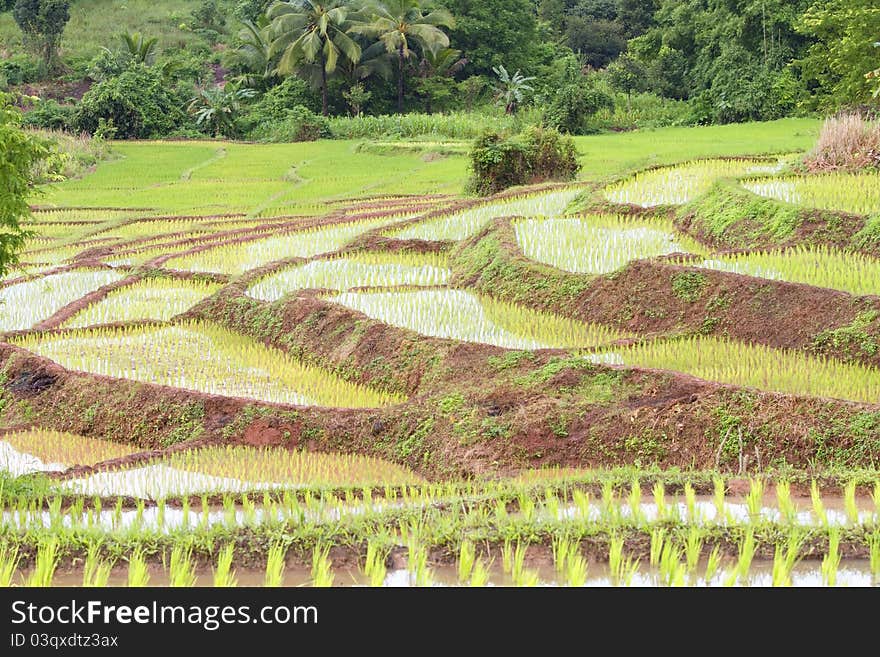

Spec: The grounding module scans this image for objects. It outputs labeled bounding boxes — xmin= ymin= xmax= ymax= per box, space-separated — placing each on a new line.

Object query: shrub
xmin=543 ymin=80 xmax=614 ymax=134
xmin=0 ymin=54 xmax=42 ymax=86
xmin=237 ymin=77 xmax=319 ymax=134
xmin=804 ymin=113 xmax=880 ymax=172
xmin=27 ymin=128 xmax=112 ymax=183
xmin=21 ymin=98 xmax=74 ymax=130
xmin=73 ymin=64 xmax=188 ymax=139
xmin=247 ymin=105 xmax=330 ymax=142
xmin=466 ymin=126 xmax=580 ymax=195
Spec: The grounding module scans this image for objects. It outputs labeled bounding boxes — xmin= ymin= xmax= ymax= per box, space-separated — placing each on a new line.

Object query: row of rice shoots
xmin=328 ymin=288 xmax=626 ymax=350
xmin=11 ymin=321 xmax=404 ymax=408
xmin=743 ymin=171 xmax=880 ymax=216
xmin=62 ymin=278 xmax=223 ymax=327
xmin=599 ymin=335 xmax=880 ymax=403
xmin=515 ymin=214 xmax=709 ymax=274
xmin=688 ymin=245 xmax=880 ymax=296
xmin=391 ymin=188 xmax=582 ymax=241
xmin=247 ymin=252 xmax=451 ymax=301
xmin=163 ymin=216 xmax=406 ymax=275
xmin=2 ymin=429 xmax=139 ymax=467
xmin=0 ymin=269 xmax=124 ymax=331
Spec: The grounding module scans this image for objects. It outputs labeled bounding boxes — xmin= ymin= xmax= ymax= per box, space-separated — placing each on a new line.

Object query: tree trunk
xmin=397 ymin=45 xmax=405 ymax=114
xmin=320 ymin=49 xmax=329 ymax=116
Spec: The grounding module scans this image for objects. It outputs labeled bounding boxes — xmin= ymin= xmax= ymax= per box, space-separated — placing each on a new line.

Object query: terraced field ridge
xmin=3 ymin=126 xmax=880 ymax=588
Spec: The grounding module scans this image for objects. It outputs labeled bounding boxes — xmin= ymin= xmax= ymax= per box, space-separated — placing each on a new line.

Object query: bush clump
xmin=466 ymin=126 xmax=580 ymax=195
xmin=73 ymin=64 xmax=189 ymax=139
xmin=804 ymin=113 xmax=880 ymax=172
xmin=247 ymin=105 xmax=330 ymax=142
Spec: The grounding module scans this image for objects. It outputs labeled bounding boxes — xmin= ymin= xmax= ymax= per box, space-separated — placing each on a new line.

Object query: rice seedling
xmin=771 ymin=531 xmax=802 ymax=587
xmin=844 ymin=480 xmax=860 ymax=525
xmin=82 ymin=543 xmax=113 ymax=587
xmin=652 ymin=481 xmax=667 ymax=521
xmin=869 ymin=532 xmax=880 ymax=579
xmin=212 ymin=544 xmax=238 ymax=587
xmin=2 ymin=429 xmax=139 ymax=468
xmin=26 ymin=537 xmax=59 ymax=587
xmin=264 ymin=542 xmax=286 ymax=587
xmin=391 ymin=188 xmax=582 ymax=241
xmin=627 ymin=479 xmax=644 ymax=525
xmin=604 ymin=159 xmax=778 ymax=207
xmin=658 ymin=542 xmax=686 ymax=586
xmin=735 ymin=530 xmax=756 ymax=582
xmin=565 ymin=553 xmax=589 ymax=587
xmin=0 ymin=544 xmax=21 ymax=586
xmin=712 ymin=476 xmax=727 ymax=525
xmin=572 ymin=489 xmax=591 ymax=519
xmin=458 ymin=540 xmax=476 ymax=582
xmin=743 ymin=171 xmax=880 ymax=216
xmin=745 ymin=478 xmax=764 ymax=520
xmin=127 ymin=550 xmax=150 ymax=587
xmin=650 ymin=529 xmax=666 ymax=567
xmin=822 ymin=528 xmax=841 ymax=586
xmin=21 ymin=242 xmax=92 ymax=265
xmin=168 ymin=545 xmax=197 ymax=587
xmin=0 ymin=269 xmax=124 ymax=331
xmin=811 ymin=480 xmax=828 ymax=527
xmin=501 ymin=540 xmax=515 ymax=575
xmin=552 ymin=535 xmax=575 ymax=575
xmin=468 ymin=558 xmax=491 ymax=587
xmin=604 ymin=334 xmax=880 ymax=404
xmin=690 ymin=245 xmax=880 ymax=297
xmin=684 ymin=482 xmax=699 ymax=522
xmin=310 ymin=545 xmax=335 ymax=587
xmin=704 ymin=546 xmax=722 ymax=583
xmin=247 ymin=252 xmax=451 ymax=301
xmin=684 ymin=527 xmax=703 ymax=573
xmin=407 ymin=543 xmax=432 ymax=587
xmin=63 ymin=278 xmax=223 ymax=327
xmin=776 ymin=481 xmax=797 ymax=525
xmin=13 ymin=321 xmax=403 ymax=409
xmin=608 ymin=536 xmax=624 ymax=584
xmin=164 ymin=217 xmax=401 ymax=275
xmin=328 ymin=289 xmax=625 ymax=350
xmin=514 ymin=214 xmax=708 ymax=274
xmin=363 ymin=540 xmax=388 ymax=587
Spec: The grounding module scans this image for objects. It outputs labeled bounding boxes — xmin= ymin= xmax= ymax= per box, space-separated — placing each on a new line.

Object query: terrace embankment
xmin=676 ymin=180 xmax=880 ymax=255
xmin=449 ymin=217 xmax=880 ymax=367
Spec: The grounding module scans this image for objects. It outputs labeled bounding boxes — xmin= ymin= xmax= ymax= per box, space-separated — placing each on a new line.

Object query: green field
xmin=4 ymin=117 xmax=880 ymax=589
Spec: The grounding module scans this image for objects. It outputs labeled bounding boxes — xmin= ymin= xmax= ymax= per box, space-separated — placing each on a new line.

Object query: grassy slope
xmin=0 ymin=1 xmax=204 ymax=61
xmin=37 ymin=119 xmax=820 ymax=215
xmin=572 ymin=117 xmax=819 ymax=183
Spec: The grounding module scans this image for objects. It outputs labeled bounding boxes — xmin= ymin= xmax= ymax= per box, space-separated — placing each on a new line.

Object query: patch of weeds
xmin=671 ymin=272 xmax=708 ymax=302
xmin=488 ymin=351 xmax=536 ymax=371
xmin=480 ymin=417 xmax=511 ymax=440
xmin=578 ymin=371 xmax=625 ymax=404
xmin=514 ymin=355 xmax=592 ymax=386
xmin=436 ymin=392 xmax=465 ymax=415
xmin=811 ymin=311 xmax=879 ymax=362
xmin=623 ymin=430 xmax=669 ymax=463
xmin=160 ymin=402 xmax=205 ymax=448
xmin=396 ymin=417 xmax=434 ymax=458
xmin=549 ymin=414 xmax=569 ymax=438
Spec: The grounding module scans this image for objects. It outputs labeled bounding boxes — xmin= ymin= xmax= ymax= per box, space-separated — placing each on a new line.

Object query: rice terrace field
xmin=4 ymin=118 xmax=880 ymax=588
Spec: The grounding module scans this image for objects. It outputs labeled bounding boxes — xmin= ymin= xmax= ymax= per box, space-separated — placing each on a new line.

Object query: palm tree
xmin=230 ymin=18 xmax=276 ymax=90
xmin=350 ymin=0 xmax=454 ymax=114
xmin=187 ymin=84 xmax=257 ymax=137
xmin=118 ymin=31 xmax=159 ymax=65
xmin=491 ymin=65 xmax=535 ymax=115
xmin=416 ymin=47 xmax=466 ymax=113
xmin=267 ymin=0 xmax=362 ymax=115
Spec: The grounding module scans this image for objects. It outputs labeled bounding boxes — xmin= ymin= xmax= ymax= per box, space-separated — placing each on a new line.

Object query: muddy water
xmin=23 ymin=558 xmax=880 ymax=588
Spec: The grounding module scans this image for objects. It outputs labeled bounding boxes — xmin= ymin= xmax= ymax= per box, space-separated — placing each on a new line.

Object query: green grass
xmin=35 ymin=121 xmax=819 ymax=218
xmin=0 ymin=0 xmax=207 ymax=62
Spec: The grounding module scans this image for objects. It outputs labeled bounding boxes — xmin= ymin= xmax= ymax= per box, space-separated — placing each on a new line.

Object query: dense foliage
xmin=467 ymin=126 xmax=580 ymax=195
xmin=0 ymin=93 xmax=46 ymax=275
xmin=1 ymin=0 xmax=877 ymax=139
